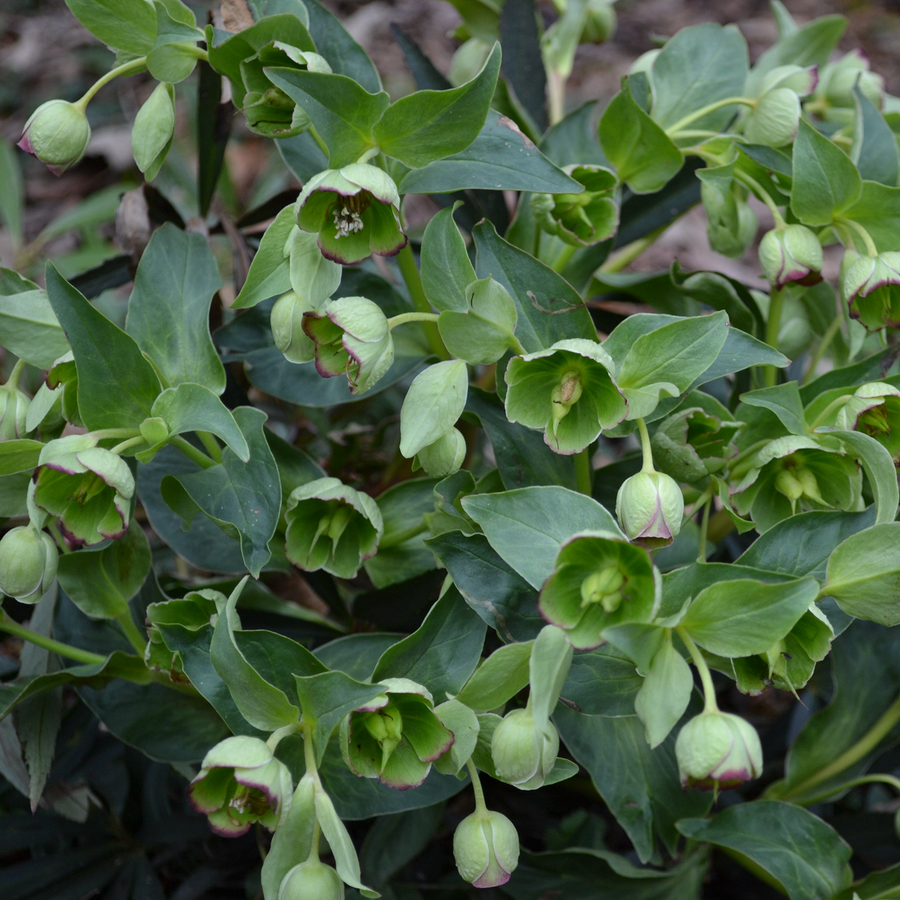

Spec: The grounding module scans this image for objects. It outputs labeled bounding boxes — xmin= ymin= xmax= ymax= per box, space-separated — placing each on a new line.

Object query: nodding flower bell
xmin=675 ymin=710 xmax=763 ymax=791
xmin=453 ymin=809 xmax=520 ymax=889
xmin=758 ymin=224 xmax=824 ymax=290
xmin=18 ymin=99 xmax=91 ymax=176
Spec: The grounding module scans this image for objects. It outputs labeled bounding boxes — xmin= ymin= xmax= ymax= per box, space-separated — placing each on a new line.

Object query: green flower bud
xmin=531 ymin=165 xmax=618 ymax=246
xmin=759 ymin=225 xmax=824 ymax=289
xmin=279 ymin=861 xmax=344 ymax=900
xmin=651 ymin=407 xmax=741 ymax=484
xmin=0 ymin=526 xmax=58 ymax=602
xmin=18 ymin=99 xmax=91 ymax=176
xmin=271 ymin=290 xmax=317 ymax=363
xmin=675 ymin=710 xmax=762 ymax=790
xmin=581 ymin=0 xmax=616 ymax=43
xmin=453 ymin=810 xmax=520 ymax=888
xmin=189 ymin=736 xmax=293 ymax=836
xmin=0 ymin=384 xmax=30 ymax=440
xmin=743 ymin=87 xmax=800 ymax=147
xmin=616 ymin=470 xmax=684 ymax=549
xmin=701 ymin=181 xmax=757 ymax=259
xmin=414 ymin=427 xmax=466 ymax=478
xmin=131 ymin=82 xmax=175 ymax=181
xmin=841 ymin=250 xmax=900 ymax=331
xmin=303 ymin=296 xmax=394 ymax=394
xmin=295 ymin=163 xmax=406 ymax=265
xmin=284 ymin=476 xmax=383 ymax=579
xmin=760 ymin=64 xmax=817 ymax=98
xmin=821 ymin=50 xmax=884 ymax=109
xmin=491 ymin=708 xmax=559 ymax=790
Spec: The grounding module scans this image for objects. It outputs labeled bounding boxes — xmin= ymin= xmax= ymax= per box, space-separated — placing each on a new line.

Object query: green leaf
xmin=791 ymin=119 xmax=862 ymax=226
xmin=677 ymin=802 xmax=852 ymax=900
xmin=0 ymin=440 xmax=43 ymax=475
xmin=421 ymin=206 xmax=475 ymax=314
xmin=163 ymin=408 xmax=280 ymax=577
xmin=131 ymin=81 xmax=175 ymax=179
xmin=433 ymin=700 xmax=479 ymax=776
xmin=473 ymin=220 xmax=595 ymax=352
xmin=832 ymin=861 xmax=900 ymax=900
xmin=852 ymin=85 xmax=900 ymax=186
xmin=839 ymin=182 xmax=900 ymax=254
xmin=209 ymin=577 xmax=300 ymax=731
xmin=599 ymin=77 xmax=683 ymax=193
xmin=293 ymin=671 xmax=385 ymax=765
xmin=372 ymin=587 xmax=486 ymax=700
xmin=689 ymin=327 xmax=788 ymax=388
xmin=302 ymin=0 xmax=381 ymax=92
xmin=824 ymin=523 xmax=900 ymax=625
xmin=634 ymin=638 xmax=693 ymax=748
xmin=360 ymin=804 xmax=446 ymax=888
xmin=0 ymin=139 xmax=23 ymax=245
xmin=232 ymin=206 xmax=294 ymax=309
xmin=264 ymin=68 xmax=389 ymax=168
xmin=398 ymin=110 xmax=581 ymax=194
xmin=57 ymin=521 xmax=150 ymax=620
xmin=529 ymin=625 xmax=573 ymax=730
xmin=65 ymin=0 xmax=157 ymax=54
xmin=650 ymin=24 xmax=748 ymax=135
xmin=314 ymin=791 xmax=379 ymax=897
xmin=740 ymin=382 xmax=808 ymax=435
xmin=375 ymin=44 xmax=500 ymax=167
xmin=681 ymin=577 xmax=819 ymax=658
xmin=455 ymin=641 xmax=532 ymax=711
xmin=126 ymin=224 xmax=226 ymax=394
xmin=462 ymin=486 xmax=623 ymax=589
xmin=831 ymin=430 xmax=898 ymax=526
xmin=562 ymin=645 xmax=644 ymax=716
xmin=399 ymin=360 xmax=468 ymax=458
xmin=556 ymin=706 xmax=711 ymax=863
xmin=44 ymin=264 xmax=161 ymax=430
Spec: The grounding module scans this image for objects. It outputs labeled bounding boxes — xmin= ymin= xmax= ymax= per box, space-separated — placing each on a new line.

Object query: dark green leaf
xmin=360 ymin=804 xmax=445 ymax=887
xmin=303 ymin=0 xmax=381 ymax=92
xmin=420 ymin=206 xmax=475 ymax=314
xmin=0 ymin=289 xmax=70 ymax=369
xmin=852 ymin=85 xmax=900 ymax=186
xmin=499 ymin=0 xmax=547 ymax=133
xmin=196 ymin=59 xmax=230 ymax=218
xmin=65 ymin=0 xmax=156 ymax=53
xmin=562 ymin=645 xmax=644 ymax=717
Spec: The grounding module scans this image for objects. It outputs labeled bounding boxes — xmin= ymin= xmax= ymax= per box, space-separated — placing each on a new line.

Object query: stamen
xmin=332 ymin=204 xmax=365 ymax=239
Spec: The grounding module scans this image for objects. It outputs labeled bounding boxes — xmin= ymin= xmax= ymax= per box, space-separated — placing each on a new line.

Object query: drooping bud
xmin=0 ymin=384 xmax=30 ymax=440
xmin=674 ymin=710 xmax=763 ymax=790
xmin=490 ymin=707 xmax=559 ymax=790
xmin=758 ymin=225 xmax=823 ymax=289
xmin=0 ymin=526 xmax=58 ymax=602
xmin=453 ymin=810 xmax=520 ymax=888
xmin=615 ymin=470 xmax=684 ymax=549
xmin=271 ymin=290 xmax=316 ymax=363
xmin=279 ymin=860 xmax=344 ymax=900
xmin=414 ymin=427 xmax=466 ymax=478
xmin=744 ymin=88 xmax=801 ymax=147
xmin=18 ymin=99 xmax=91 ymax=176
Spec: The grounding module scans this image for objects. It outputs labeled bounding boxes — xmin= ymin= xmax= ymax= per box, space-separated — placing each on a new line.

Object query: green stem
xmin=379 ymin=520 xmax=428 ymax=549
xmin=551 ymin=243 xmax=577 ymax=273
xmin=803 ymin=313 xmax=844 ymax=386
xmin=396 ymin=244 xmax=449 ymax=360
xmin=547 ymin=70 xmax=566 ymax=126
xmin=574 ymin=448 xmax=593 ymax=496
xmin=780 ymin=694 xmax=900 ymax=801
xmin=466 ymin=758 xmax=488 ymax=814
xmin=835 ymin=216 xmax=879 ymax=257
xmin=308 ymin=126 xmax=330 ymax=161
xmin=764 ymin=287 xmax=786 ymax=387
xmin=735 ymin=170 xmax=785 ymax=227
xmin=665 ymin=96 xmax=755 ymax=138
xmin=792 ymin=773 xmax=900 ymax=807
xmin=6 ymin=358 xmax=27 ymax=389
xmin=267 ymin=722 xmax=303 ymax=752
xmin=677 ymin=626 xmax=719 ymax=713
xmin=110 ymin=436 xmax=145 ymax=456
xmin=76 ymin=57 xmax=149 ymax=108
xmin=636 ymin=418 xmax=655 ymax=472
xmin=91 ymin=428 xmax=142 ymax=441
xmin=387 ymin=311 xmax=441 ymax=331
xmin=303 ymin=720 xmax=319 ymax=779
xmin=170 ymin=436 xmax=217 ymax=469
xmin=728 ymin=439 xmax=769 ymax=474
xmin=0 ymin=612 xmax=106 ymax=665
xmin=197 ymin=431 xmax=223 ymax=464
xmin=116 ymin=611 xmax=147 ymax=655
xmin=357 ymin=147 xmax=380 ymax=164
xmin=598 ymin=227 xmax=667 ymax=274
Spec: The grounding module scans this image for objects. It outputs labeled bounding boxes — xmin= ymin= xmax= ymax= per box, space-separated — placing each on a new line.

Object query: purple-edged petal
xmin=379 ymin=740 xmax=431 ymax=790
xmin=395 ymin=699 xmax=454 ymax=762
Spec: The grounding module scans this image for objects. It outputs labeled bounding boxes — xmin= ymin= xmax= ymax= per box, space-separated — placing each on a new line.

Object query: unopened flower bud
xmin=414 ymin=427 xmax=466 ymax=478
xmin=279 ymin=860 xmax=344 ymax=900
xmin=271 ymin=291 xmax=316 ymax=363
xmin=0 ymin=526 xmax=58 ymax=602
xmin=580 ymin=565 xmax=625 ymax=613
xmin=616 ymin=470 xmax=684 ymax=549
xmin=0 ymin=385 xmax=30 ymax=440
xmin=491 ymin=708 xmax=559 ymax=790
xmin=759 ymin=225 xmax=823 ymax=289
xmin=581 ymin=0 xmax=616 ymax=43
xmin=675 ymin=710 xmax=763 ymax=790
xmin=744 ymin=87 xmax=801 ymax=147
xmin=18 ymin=100 xmax=91 ymax=176
xmin=453 ymin=809 xmax=520 ymax=888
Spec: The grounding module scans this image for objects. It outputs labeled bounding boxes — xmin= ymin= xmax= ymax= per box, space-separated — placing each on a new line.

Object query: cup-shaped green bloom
xmin=0 ymin=525 xmax=58 ymax=602
xmin=414 ymin=427 xmax=466 ymax=478
xmin=616 ymin=470 xmax=684 ymax=548
xmin=675 ymin=711 xmax=762 ymax=790
xmin=340 ymin=677 xmax=454 ymax=789
xmin=491 ymin=708 xmax=558 ymax=790
xmin=0 ymin=385 xmax=30 ymax=440
xmin=33 ymin=435 xmax=134 ymax=546
xmin=303 ymin=296 xmax=394 ymax=395
xmin=279 ymin=861 xmax=344 ymax=900
xmin=651 ymin=408 xmax=741 ymax=484
xmin=18 ymin=99 xmax=91 ymax=176
xmin=284 ymin=477 xmax=383 ymax=579
xmin=817 ymin=50 xmax=883 ymax=115
xmin=295 ymin=163 xmax=406 ymax=265
xmin=271 ymin=290 xmax=316 ymax=364
xmin=539 ymin=531 xmax=659 ymax=649
xmin=531 ymin=165 xmax=618 ymax=246
xmin=833 ymin=382 xmax=900 ymax=465
xmin=454 ymin=809 xmax=520 ymax=888
xmin=759 ymin=225 xmax=824 ymax=289
xmin=841 ymin=250 xmax=900 ymax=331
xmin=731 ymin=436 xmax=860 ymax=533
xmin=505 ymin=339 xmax=627 ymax=455
xmin=189 ymin=735 xmax=293 ymax=836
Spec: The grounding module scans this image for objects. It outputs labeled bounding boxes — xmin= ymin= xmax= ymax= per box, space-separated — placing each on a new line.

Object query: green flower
xmin=340 ymin=677 xmax=454 ymax=789
xmin=0 ymin=525 xmax=58 ymax=603
xmin=531 ymin=165 xmax=618 ymax=246
xmin=701 ymin=180 xmax=757 ymax=259
xmin=490 ymin=707 xmax=558 ymax=790
xmin=538 ymin=531 xmax=660 ymax=649
xmin=835 ymin=382 xmax=900 ymax=465
xmin=18 ymin=99 xmax=91 ymax=176
xmin=189 ymin=736 xmax=293 ymax=836
xmin=303 ymin=296 xmax=394 ymax=395
xmin=675 ymin=711 xmax=762 ymax=790
xmin=616 ymin=470 xmax=684 ymax=548
xmin=33 ymin=435 xmax=134 ymax=546
xmin=758 ymin=224 xmax=823 ymax=289
xmin=742 ymin=66 xmax=815 ymax=148
xmin=295 ymin=164 xmax=406 ymax=265
xmin=284 ymin=477 xmax=383 ymax=579
xmin=841 ymin=249 xmax=900 ymax=331
xmin=814 ymin=50 xmax=883 ymax=125
xmin=651 ymin=407 xmax=741 ymax=485
xmin=504 ymin=339 xmax=627 ymax=455
xmin=271 ymin=290 xmax=317 ymax=364
xmin=279 ymin=861 xmax=344 ymax=900
xmin=453 ymin=809 xmax=520 ymax=888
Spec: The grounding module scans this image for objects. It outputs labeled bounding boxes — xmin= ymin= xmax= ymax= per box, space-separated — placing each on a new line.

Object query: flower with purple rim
xmin=189 ymin=736 xmax=293 ymax=836
xmin=295 ymin=163 xmax=407 ymax=265
xmin=18 ymin=99 xmax=91 ymax=176
xmin=758 ymin=224 xmax=823 ymax=289
xmin=33 ymin=435 xmax=134 ymax=546
xmin=453 ymin=809 xmax=520 ymax=888
xmin=302 ymin=295 xmax=394 ymax=395
xmin=674 ymin=710 xmax=762 ymax=790
xmin=841 ymin=249 xmax=900 ymax=331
